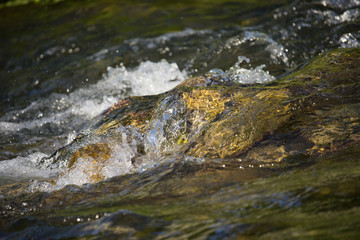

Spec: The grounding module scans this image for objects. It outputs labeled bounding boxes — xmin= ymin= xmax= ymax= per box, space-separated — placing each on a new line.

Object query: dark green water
xmin=0 ymin=0 xmax=360 ymax=239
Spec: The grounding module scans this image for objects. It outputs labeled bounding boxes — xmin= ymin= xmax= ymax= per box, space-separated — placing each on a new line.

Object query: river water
xmin=1 ymin=0 xmax=360 ymax=239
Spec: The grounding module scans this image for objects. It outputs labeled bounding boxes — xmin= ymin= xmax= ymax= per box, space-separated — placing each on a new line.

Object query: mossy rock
xmin=144 ymin=85 xmax=293 ymax=158
xmin=94 ymin=95 xmax=160 ymax=135
xmin=49 ymin=48 xmax=360 ymax=179
xmin=67 ymin=143 xmax=112 ymax=182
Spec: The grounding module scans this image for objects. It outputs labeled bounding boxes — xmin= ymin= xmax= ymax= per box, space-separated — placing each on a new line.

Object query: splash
xmin=145 ymin=94 xmax=187 ymax=156
xmin=106 ymin=60 xmax=187 ymax=96
xmin=0 ymin=59 xmax=187 ymax=189
xmin=0 ymin=152 xmax=55 ymax=186
xmin=30 ymin=125 xmax=145 ymax=192
xmin=226 ymin=56 xmax=276 ymax=84
xmin=0 ymin=59 xmax=188 ymax=162
xmin=1 ymin=53 xmax=274 ymax=191
xmin=1 ymin=60 xmax=187 ymax=134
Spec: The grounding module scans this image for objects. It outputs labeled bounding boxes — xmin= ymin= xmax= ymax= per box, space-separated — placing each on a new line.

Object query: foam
xmin=32 ymin=126 xmax=144 ymax=192
xmin=226 ymin=56 xmax=276 ymax=84
xmin=106 ymin=60 xmax=187 ymax=96
xmin=3 ymin=53 xmax=274 ymax=191
xmin=0 ymin=152 xmax=55 ymax=185
xmin=1 ymin=59 xmax=187 ymax=190
xmin=0 ymin=60 xmax=187 ymax=135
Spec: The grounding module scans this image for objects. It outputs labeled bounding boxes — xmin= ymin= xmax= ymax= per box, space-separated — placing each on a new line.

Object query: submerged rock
xmin=67 ymin=143 xmax=112 ymax=182
xmin=48 ymin=47 xmax=360 ymax=182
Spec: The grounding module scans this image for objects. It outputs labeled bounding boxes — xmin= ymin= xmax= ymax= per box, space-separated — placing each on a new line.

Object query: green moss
xmin=280 ymin=48 xmax=360 ymax=86
xmin=57 ymin=48 xmax=360 ymax=164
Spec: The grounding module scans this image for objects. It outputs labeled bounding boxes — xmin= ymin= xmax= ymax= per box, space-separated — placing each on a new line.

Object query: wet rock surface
xmin=46 ymin=48 xmax=360 ymax=181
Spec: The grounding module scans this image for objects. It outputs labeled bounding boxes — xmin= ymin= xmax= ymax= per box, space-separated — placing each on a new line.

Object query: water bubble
xmin=204 ymin=69 xmax=230 ymax=85
xmin=226 ymin=56 xmax=275 ymax=84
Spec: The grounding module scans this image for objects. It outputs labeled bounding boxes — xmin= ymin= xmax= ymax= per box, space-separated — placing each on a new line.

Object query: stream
xmin=1 ymin=0 xmax=360 ymax=239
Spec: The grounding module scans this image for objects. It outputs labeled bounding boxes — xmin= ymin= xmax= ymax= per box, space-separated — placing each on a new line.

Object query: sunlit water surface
xmin=0 ymin=0 xmax=360 ymax=239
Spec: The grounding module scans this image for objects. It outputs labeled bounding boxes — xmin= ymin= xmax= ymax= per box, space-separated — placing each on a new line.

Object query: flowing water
xmin=1 ymin=0 xmax=360 ymax=239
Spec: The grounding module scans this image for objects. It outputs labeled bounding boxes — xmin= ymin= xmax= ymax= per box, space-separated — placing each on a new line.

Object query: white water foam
xmin=106 ymin=59 xmax=187 ymax=96
xmin=1 ymin=60 xmax=187 ymax=190
xmin=30 ymin=125 xmax=146 ymax=192
xmin=1 ymin=28 xmax=278 ymax=192
xmin=30 ymin=55 xmax=275 ymax=191
xmin=0 ymin=60 xmax=187 ymax=135
xmin=226 ymin=56 xmax=276 ymax=84
xmin=0 ymin=152 xmax=56 ymax=184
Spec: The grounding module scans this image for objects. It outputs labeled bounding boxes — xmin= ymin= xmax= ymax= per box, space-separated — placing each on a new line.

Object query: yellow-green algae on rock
xmin=67 ymin=143 xmax=112 ymax=182
xmin=50 ymin=47 xmax=360 ymax=182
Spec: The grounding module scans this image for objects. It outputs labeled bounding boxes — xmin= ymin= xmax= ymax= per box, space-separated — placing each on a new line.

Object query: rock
xmin=95 ymin=95 xmax=160 ymax=135
xmin=47 ymin=47 xmax=360 ymax=182
xmin=67 ymin=143 xmax=112 ymax=182
xmin=243 ymin=48 xmax=360 ymax=161
xmin=144 ymin=85 xmax=292 ymax=158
